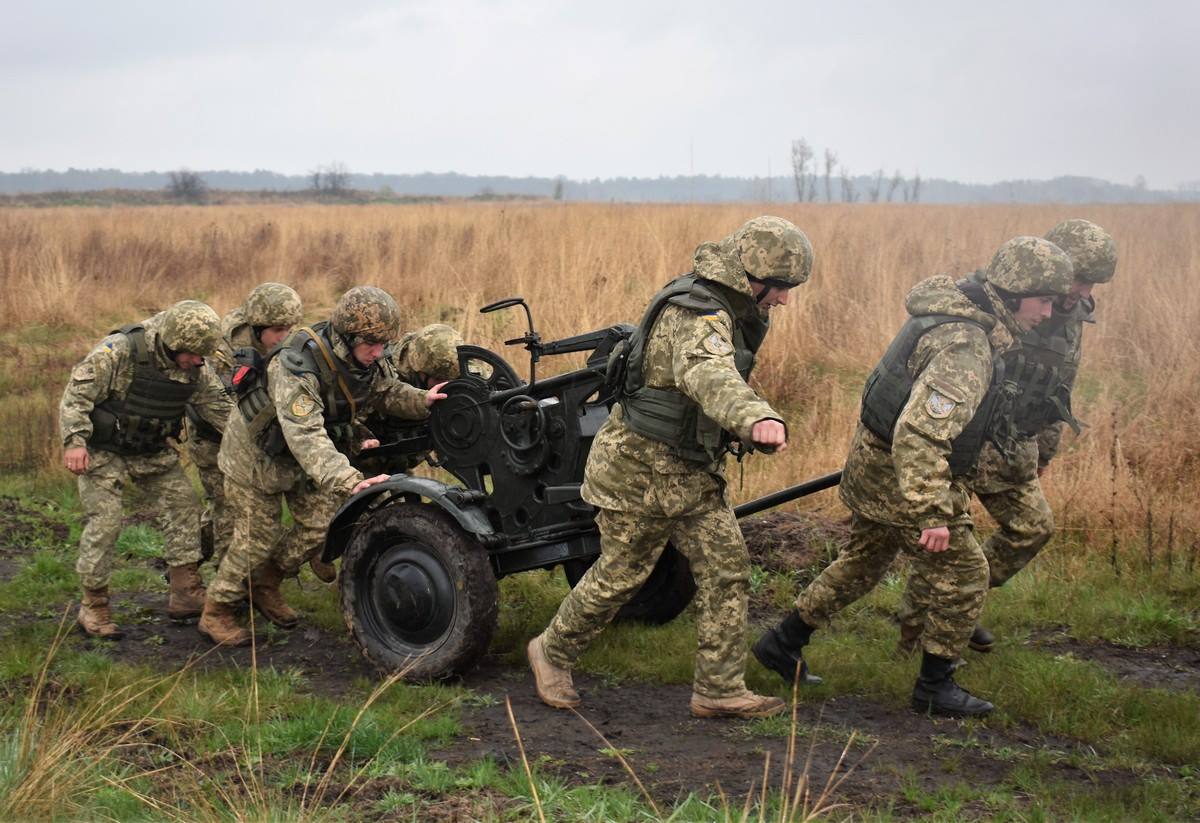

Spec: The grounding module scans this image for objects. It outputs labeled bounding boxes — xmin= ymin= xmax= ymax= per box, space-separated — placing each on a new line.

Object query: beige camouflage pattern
xmin=330 ymin=286 xmax=402 ymax=344
xmin=1045 ymin=219 xmax=1117 ymax=284
xmin=839 ymin=276 xmax=1015 ymax=530
xmin=798 ymin=514 xmax=988 ymax=659
xmin=75 ymin=448 xmax=203 ymax=589
xmin=393 ymin=324 xmax=464 ymax=384
xmin=206 ymin=474 xmax=341 ymax=605
xmin=730 ymin=215 xmax=814 ymax=286
xmin=160 ymin=300 xmax=223 ymax=356
xmin=984 ymin=237 xmax=1074 ymax=296
xmin=541 ymin=502 xmax=753 ymax=698
xmin=542 ymin=230 xmax=790 ymax=698
xmin=242 ymin=282 xmax=304 ymax=327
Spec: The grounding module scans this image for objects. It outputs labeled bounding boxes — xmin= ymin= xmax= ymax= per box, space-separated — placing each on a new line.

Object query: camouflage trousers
xmin=206 ymin=475 xmax=342 ymax=605
xmin=795 ymin=513 xmax=988 ymax=660
xmin=541 ymin=504 xmax=751 ymax=699
xmin=76 ymin=448 xmax=203 ymax=590
xmin=185 ymin=435 xmax=231 ymax=568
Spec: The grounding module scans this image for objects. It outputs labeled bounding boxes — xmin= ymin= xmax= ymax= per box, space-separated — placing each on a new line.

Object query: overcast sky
xmin=3 ymin=0 xmax=1196 ymax=187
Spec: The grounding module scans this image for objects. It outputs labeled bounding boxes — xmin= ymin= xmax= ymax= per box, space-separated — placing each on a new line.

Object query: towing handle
xmin=733 ymin=471 xmax=842 ymax=520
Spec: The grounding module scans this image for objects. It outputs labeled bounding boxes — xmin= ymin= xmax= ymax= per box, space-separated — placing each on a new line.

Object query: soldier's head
xmin=402 ymin=324 xmax=464 ymax=388
xmin=160 ymin=300 xmax=222 ymax=369
xmin=984 ymin=236 xmax=1074 ymax=331
xmin=331 ymin=286 xmax=401 ymax=367
xmin=1044 ymin=219 xmax=1117 ymax=311
xmin=731 ymin=216 xmax=813 ymax=309
xmin=244 ymin=282 xmax=303 ymax=348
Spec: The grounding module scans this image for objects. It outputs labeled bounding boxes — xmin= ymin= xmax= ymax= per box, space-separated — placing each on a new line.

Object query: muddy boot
xmin=167 ymin=563 xmax=207 ymax=621
xmin=897 ymin=622 xmax=923 ymax=656
xmin=967 ymin=624 xmax=995 ymax=653
xmin=78 ymin=587 xmax=123 ymax=640
xmin=690 ymin=690 xmax=786 ymax=719
xmin=912 ymin=652 xmax=994 ymax=718
xmin=527 ymin=634 xmax=581 ymax=709
xmin=197 ymin=598 xmax=251 ymax=646
xmin=753 ymin=611 xmax=822 ymax=685
xmin=308 ymin=555 xmax=337 ymax=583
xmin=249 ymin=560 xmax=299 ymax=628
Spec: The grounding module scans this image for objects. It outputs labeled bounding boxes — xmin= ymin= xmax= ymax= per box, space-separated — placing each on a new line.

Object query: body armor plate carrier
xmin=616 ymin=273 xmax=767 ymax=465
xmin=858 ymin=281 xmax=1013 ymax=477
xmin=89 ymin=325 xmax=198 ymax=455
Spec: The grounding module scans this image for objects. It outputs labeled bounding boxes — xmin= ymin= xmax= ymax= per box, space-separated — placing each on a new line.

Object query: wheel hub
xmin=369 ymin=542 xmax=455 ymax=646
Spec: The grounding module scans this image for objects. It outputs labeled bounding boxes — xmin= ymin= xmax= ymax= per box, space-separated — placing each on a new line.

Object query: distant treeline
xmin=2 ymin=168 xmax=1198 ymax=204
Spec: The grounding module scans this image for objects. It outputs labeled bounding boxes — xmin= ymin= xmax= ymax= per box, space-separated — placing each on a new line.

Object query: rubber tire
xmin=562 ymin=543 xmax=697 ymax=625
xmin=340 ymin=501 xmax=498 ymax=681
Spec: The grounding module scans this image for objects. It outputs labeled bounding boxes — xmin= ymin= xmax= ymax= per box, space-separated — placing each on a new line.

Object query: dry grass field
xmin=2 ymin=201 xmax=1197 ymax=558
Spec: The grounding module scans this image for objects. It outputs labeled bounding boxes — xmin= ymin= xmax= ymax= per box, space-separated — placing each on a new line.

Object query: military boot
xmin=197 ymin=598 xmax=251 ymax=646
xmin=167 ymin=563 xmax=207 ymax=621
xmin=690 ymin=690 xmax=786 ymax=719
xmin=308 ymin=555 xmax=337 ymax=583
xmin=753 ymin=611 xmax=822 ymax=685
xmin=967 ymin=624 xmax=995 ymax=653
xmin=249 ymin=560 xmax=299 ymax=628
xmin=912 ymin=652 xmax=994 ymax=717
xmin=897 ymin=622 xmax=923 ymax=656
xmin=77 ymin=587 xmax=123 ymax=640
xmin=527 ymin=634 xmax=581 ymax=709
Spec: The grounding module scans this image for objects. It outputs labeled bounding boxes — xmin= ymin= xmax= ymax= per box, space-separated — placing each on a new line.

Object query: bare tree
xmin=166 ymin=169 xmax=207 ymax=203
xmin=839 ymin=165 xmax=858 ymax=202
xmin=309 ymin=162 xmax=352 ymax=196
xmin=886 ymin=169 xmax=904 ymax=202
xmin=309 ymin=169 xmax=323 ymax=192
xmin=791 ymin=139 xmax=813 ymax=202
xmin=868 ymin=169 xmax=884 ymax=202
xmin=911 ymin=171 xmax=922 ymax=203
xmin=823 ymin=149 xmax=838 ymax=202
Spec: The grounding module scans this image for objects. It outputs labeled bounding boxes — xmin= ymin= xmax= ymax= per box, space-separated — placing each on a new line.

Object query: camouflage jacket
xmin=1034 ymin=296 xmax=1093 ymax=468
xmin=582 ymin=243 xmax=781 ymax=517
xmin=60 ymin=312 xmax=233 ymax=449
xmin=840 ymin=275 xmax=1017 ymax=530
xmin=218 ymin=328 xmax=429 ymax=495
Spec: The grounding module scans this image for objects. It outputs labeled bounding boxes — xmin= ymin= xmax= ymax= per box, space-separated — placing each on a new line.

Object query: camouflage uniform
xmin=539 ymin=217 xmax=811 ymax=701
xmin=184 ymin=283 xmax=303 ymax=567
xmin=900 ymin=221 xmax=1115 ymax=635
xmin=60 ymin=303 xmax=230 ymax=590
xmin=206 ymin=289 xmax=429 ymax=609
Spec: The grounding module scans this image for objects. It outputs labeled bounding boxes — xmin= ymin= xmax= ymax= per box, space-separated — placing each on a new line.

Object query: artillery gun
xmin=321 ymin=297 xmax=839 ymax=679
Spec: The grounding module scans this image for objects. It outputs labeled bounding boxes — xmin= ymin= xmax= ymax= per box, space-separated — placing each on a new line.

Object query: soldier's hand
xmin=750 ymin=419 xmax=788 ymax=453
xmin=64 ymin=446 xmax=90 ymax=475
xmin=919 ymin=526 xmax=950 ymax=553
xmin=425 ymin=381 xmax=449 ymax=407
xmin=351 ymin=474 xmax=391 ymax=494
xmin=360 ymin=438 xmax=380 ymax=451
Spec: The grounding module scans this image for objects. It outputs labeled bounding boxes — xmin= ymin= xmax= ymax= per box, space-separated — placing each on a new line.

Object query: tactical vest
xmin=89 ymin=325 xmax=198 ymax=455
xmin=618 ymin=273 xmax=768 ymax=464
xmin=235 ymin=322 xmax=375 ymax=457
xmin=1001 ymin=297 xmax=1090 ymax=437
xmin=858 ymin=284 xmax=1011 ymax=477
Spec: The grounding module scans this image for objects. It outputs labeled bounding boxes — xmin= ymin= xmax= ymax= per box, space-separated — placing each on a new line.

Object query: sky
xmin=2 ymin=0 xmax=1197 ymax=187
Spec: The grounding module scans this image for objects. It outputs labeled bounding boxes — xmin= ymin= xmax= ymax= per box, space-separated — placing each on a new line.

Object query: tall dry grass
xmin=2 ymin=202 xmax=1197 ymax=553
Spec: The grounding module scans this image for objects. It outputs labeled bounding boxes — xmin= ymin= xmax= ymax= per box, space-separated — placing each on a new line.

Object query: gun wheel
xmin=563 ymin=543 xmax=696 ymax=624
xmin=340 ymin=501 xmax=498 ymax=680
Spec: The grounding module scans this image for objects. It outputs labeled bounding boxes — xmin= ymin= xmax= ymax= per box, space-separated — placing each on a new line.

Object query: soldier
xmin=754 ymin=237 xmax=1073 ymax=717
xmin=527 ymin=216 xmax=813 ymax=720
xmin=198 ymin=286 xmax=447 ymax=646
xmin=60 ymin=300 xmax=232 ymax=638
xmin=185 ymin=282 xmax=303 ymax=570
xmin=897 ymin=220 xmax=1117 ymax=654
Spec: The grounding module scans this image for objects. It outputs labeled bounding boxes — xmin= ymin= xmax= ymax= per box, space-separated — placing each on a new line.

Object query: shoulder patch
xmin=925 ymin=391 xmax=957 ymax=419
xmin=702 ymin=332 xmax=734 ymax=356
xmin=290 ymin=394 xmax=317 ymax=418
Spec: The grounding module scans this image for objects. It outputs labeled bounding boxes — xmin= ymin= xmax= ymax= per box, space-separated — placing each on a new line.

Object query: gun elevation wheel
xmin=563 ymin=543 xmax=696 ymax=624
xmin=340 ymin=502 xmax=498 ymax=680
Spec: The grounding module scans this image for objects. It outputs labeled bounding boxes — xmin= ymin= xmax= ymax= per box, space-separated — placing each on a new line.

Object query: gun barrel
xmin=733 ymin=471 xmax=842 ymax=519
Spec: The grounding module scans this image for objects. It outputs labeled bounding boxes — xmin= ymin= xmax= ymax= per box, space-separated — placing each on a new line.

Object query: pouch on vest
xmin=231 ymin=346 xmax=288 ymax=456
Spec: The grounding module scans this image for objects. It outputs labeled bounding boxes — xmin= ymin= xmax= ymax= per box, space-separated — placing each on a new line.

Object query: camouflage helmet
xmin=406 ymin=324 xmax=464 ymax=381
xmin=330 ymin=286 xmax=401 ymax=344
xmin=1044 ymin=219 xmax=1117 ymax=284
xmin=160 ymin=300 xmax=222 ymax=356
xmin=243 ymin=282 xmax=303 ymax=327
xmin=984 ymin=237 xmax=1073 ymax=297
xmin=733 ymin=215 xmax=814 ymax=287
